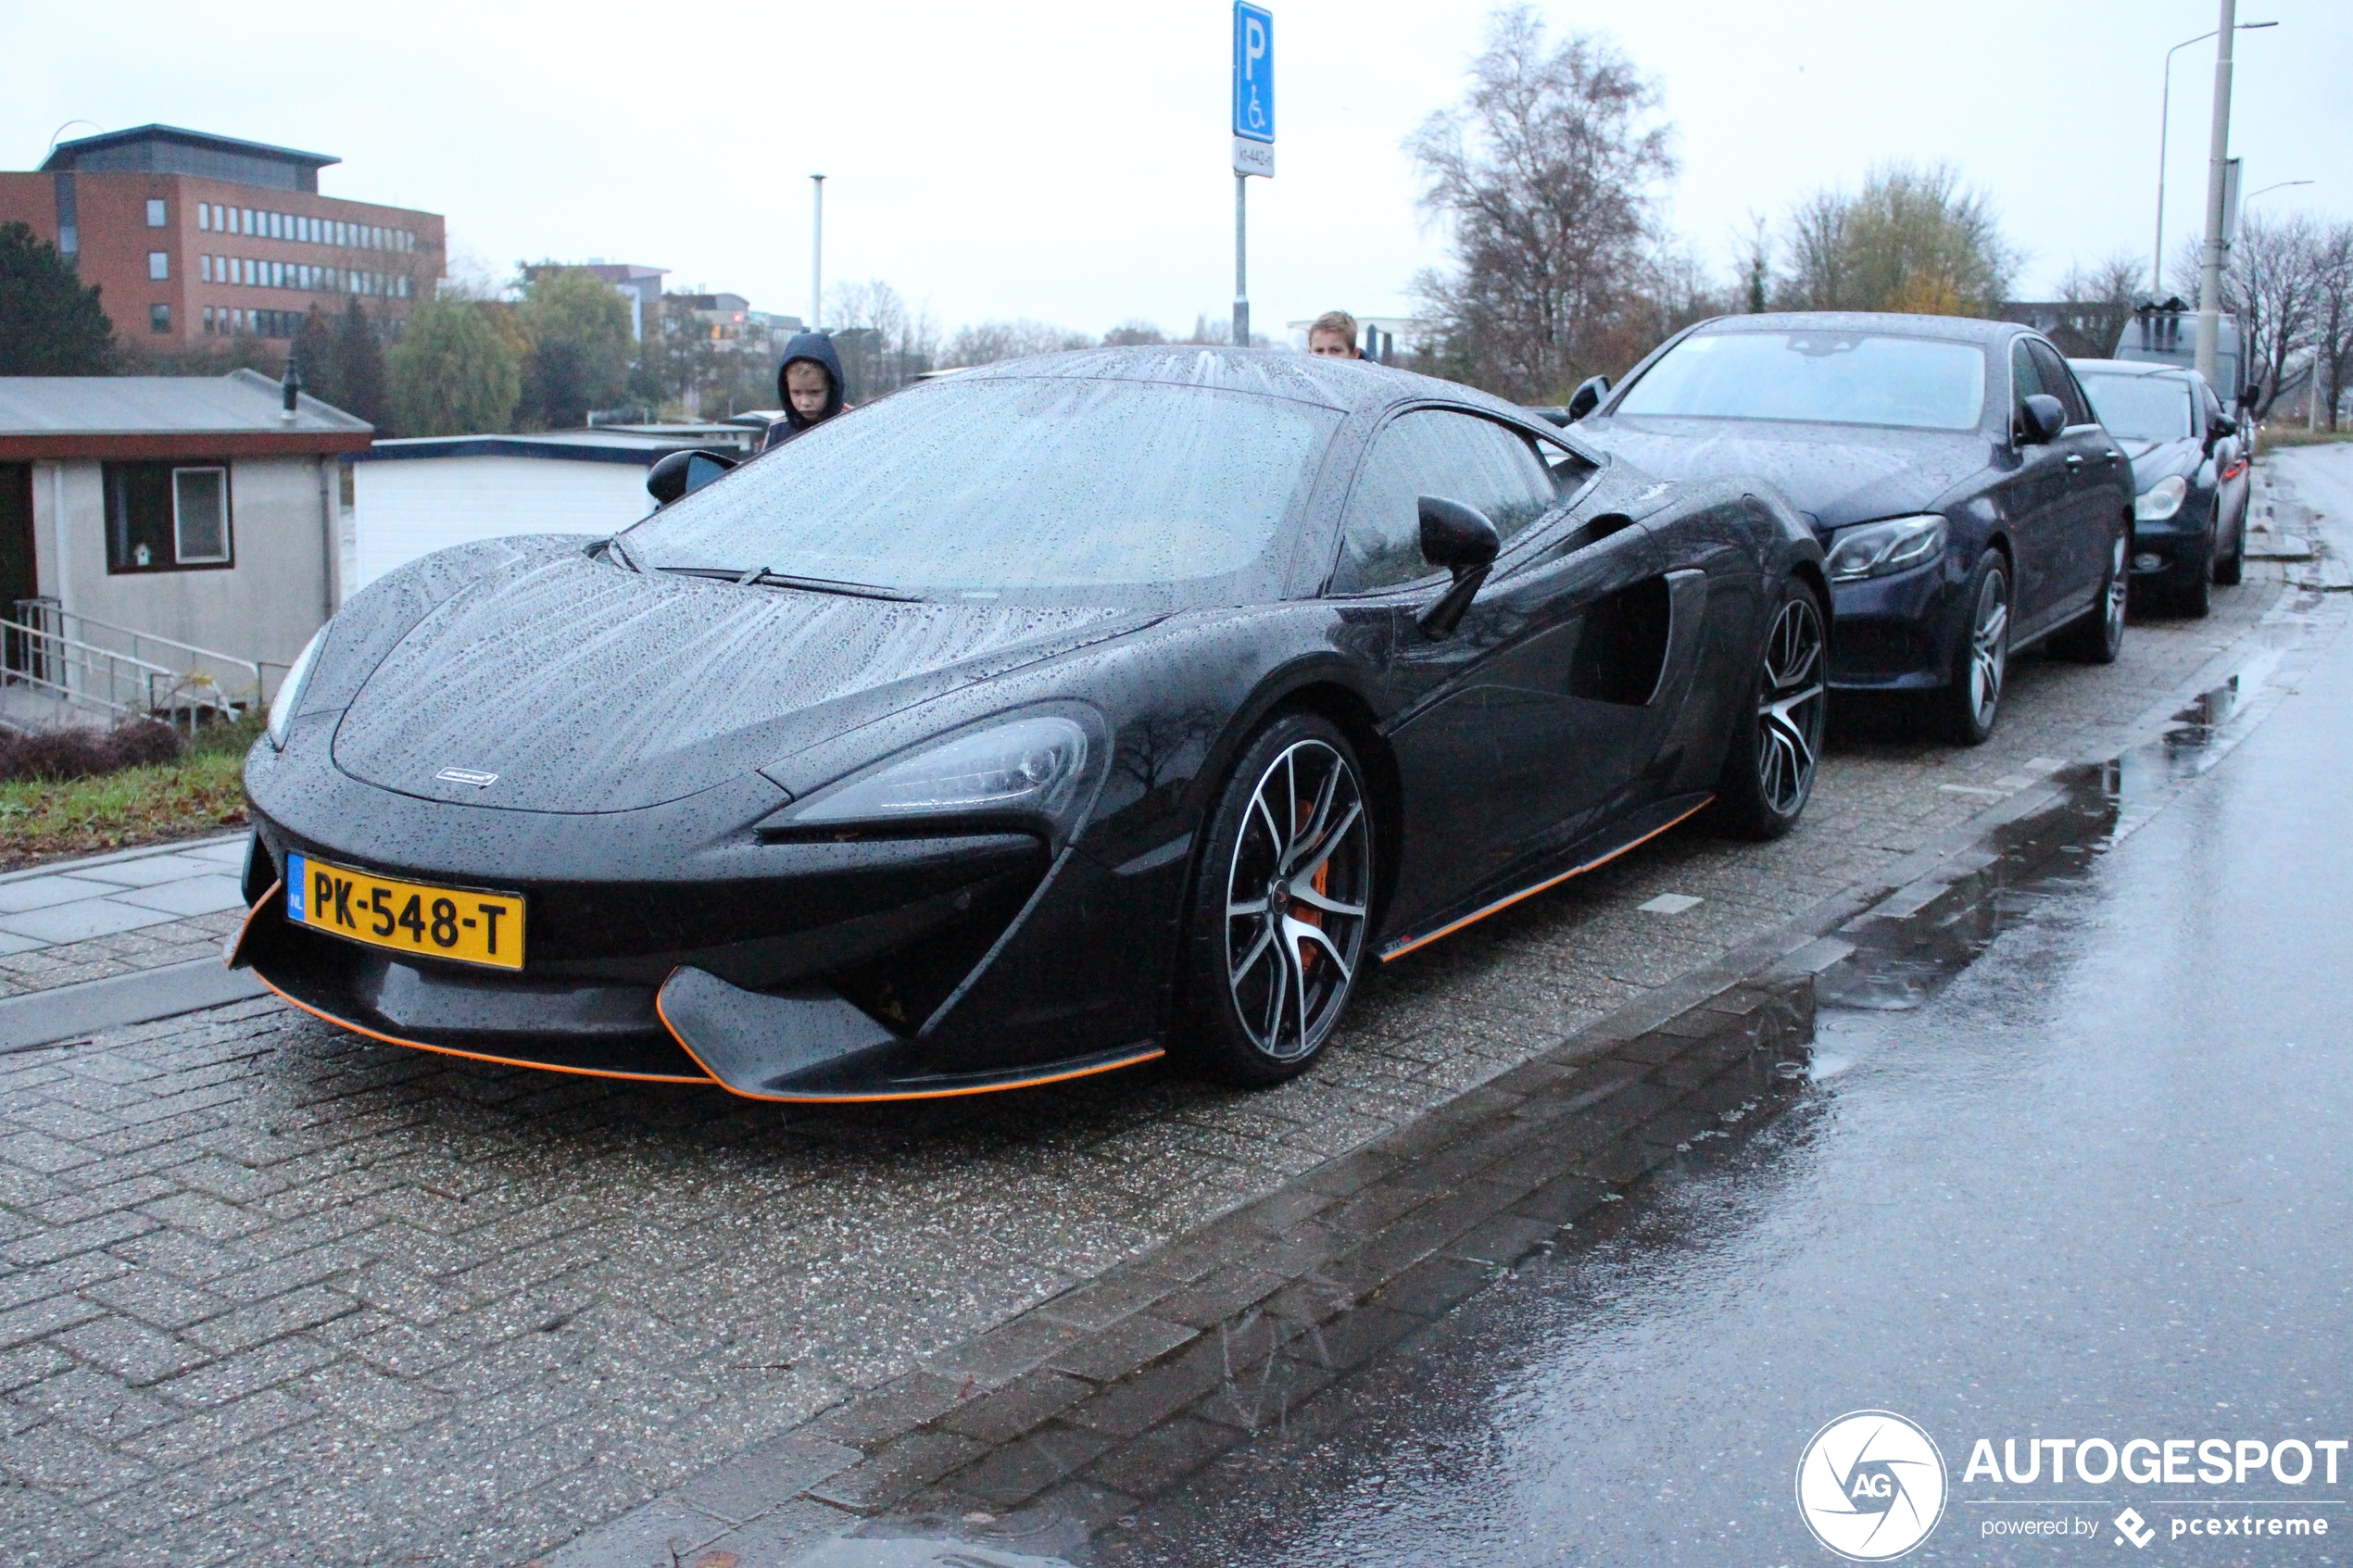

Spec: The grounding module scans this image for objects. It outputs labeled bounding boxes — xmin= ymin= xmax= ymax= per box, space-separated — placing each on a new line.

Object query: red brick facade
xmin=0 ymin=171 xmax=445 ymax=348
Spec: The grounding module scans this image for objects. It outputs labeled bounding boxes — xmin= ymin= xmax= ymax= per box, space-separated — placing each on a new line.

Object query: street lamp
xmin=2154 ymin=19 xmax=2274 ymax=298
xmin=2243 ymin=180 xmax=2314 ymax=205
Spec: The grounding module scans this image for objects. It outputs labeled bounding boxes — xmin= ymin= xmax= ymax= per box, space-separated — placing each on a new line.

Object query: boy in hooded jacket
xmin=764 ymin=330 xmax=850 ymax=450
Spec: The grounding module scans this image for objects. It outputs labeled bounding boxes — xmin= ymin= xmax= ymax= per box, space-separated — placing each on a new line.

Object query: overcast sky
xmin=9 ymin=1 xmax=2350 ymax=341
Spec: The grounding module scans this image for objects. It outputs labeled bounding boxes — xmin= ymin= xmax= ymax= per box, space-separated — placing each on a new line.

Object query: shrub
xmin=0 ymin=720 xmax=185 ymax=783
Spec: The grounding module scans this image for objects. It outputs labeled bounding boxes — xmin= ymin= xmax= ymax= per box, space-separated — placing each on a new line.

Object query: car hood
xmin=332 ymin=551 xmax=1145 ymax=813
xmin=2118 ymin=436 xmax=2202 ymax=487
xmin=1578 ymin=415 xmax=1986 ymax=532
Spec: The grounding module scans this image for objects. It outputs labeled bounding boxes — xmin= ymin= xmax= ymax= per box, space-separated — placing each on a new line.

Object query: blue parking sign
xmin=1233 ymin=3 xmax=1273 ymax=144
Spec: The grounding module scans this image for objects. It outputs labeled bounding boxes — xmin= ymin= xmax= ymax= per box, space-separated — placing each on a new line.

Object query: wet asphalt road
xmin=1082 ymin=585 xmax=2353 ymax=1558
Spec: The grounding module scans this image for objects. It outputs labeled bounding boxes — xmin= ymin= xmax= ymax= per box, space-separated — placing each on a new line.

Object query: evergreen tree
xmin=332 ymin=299 xmax=392 ymax=433
xmin=291 ymin=307 xmax=340 ymax=408
xmin=0 ymin=222 xmax=115 ymax=374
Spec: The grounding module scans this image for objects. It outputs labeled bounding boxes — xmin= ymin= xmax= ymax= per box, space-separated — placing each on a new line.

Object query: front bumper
xmin=1823 ymin=556 xmax=1955 ymax=692
xmin=233 ymin=805 xmax=1184 ymax=1101
xmin=2129 ymin=499 xmax=2215 ymax=587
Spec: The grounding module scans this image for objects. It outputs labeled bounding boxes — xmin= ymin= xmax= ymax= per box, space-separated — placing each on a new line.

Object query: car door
xmin=1996 ymin=338 xmax=2081 ymax=639
xmin=2028 ymin=337 xmax=2125 ymax=613
xmin=1330 ymin=408 xmax=1664 ymax=929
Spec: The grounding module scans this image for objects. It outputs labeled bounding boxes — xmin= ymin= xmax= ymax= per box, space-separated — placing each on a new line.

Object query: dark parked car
xmin=1560 ymin=313 xmax=2135 ymax=743
xmin=233 ymin=349 xmax=1827 ymax=1101
xmin=2070 ymin=358 xmax=2248 ymax=615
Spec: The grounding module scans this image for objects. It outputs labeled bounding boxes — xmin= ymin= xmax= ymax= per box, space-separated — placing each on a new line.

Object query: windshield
xmin=2077 ymin=373 xmax=2196 ymax=442
xmin=622 ymin=377 xmax=1341 ymax=603
xmin=1615 ymin=331 xmax=1988 ymax=431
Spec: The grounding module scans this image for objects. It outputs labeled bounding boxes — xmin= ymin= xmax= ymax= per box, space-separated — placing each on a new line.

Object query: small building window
xmin=202 ymin=306 xmax=214 ymax=333
xmin=146 ymin=198 xmax=167 ymax=227
xmin=196 ymin=204 xmax=209 ymax=232
xmin=149 ymin=304 xmax=170 ymax=334
xmin=147 ymin=251 xmax=170 ymax=281
xmin=104 ymin=462 xmax=233 ymax=573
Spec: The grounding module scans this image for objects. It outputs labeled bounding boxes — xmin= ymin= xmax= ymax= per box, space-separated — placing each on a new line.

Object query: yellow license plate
xmin=285 ymin=853 xmax=525 ymax=970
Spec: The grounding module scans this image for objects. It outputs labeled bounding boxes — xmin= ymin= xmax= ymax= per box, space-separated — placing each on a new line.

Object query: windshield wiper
xmin=655 ymin=565 xmax=924 ymax=602
xmin=605 ymin=534 xmax=645 ymax=573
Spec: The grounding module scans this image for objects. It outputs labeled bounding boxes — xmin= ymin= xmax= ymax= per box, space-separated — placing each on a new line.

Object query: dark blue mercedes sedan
xmin=1562 ymin=312 xmax=2136 ymax=744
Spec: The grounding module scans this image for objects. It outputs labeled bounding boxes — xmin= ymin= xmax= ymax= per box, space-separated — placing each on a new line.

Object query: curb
xmin=543 ymin=561 xmax=2347 ymax=1568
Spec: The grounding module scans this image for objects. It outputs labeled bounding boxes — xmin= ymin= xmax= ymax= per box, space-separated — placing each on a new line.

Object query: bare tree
xmin=2311 ymin=221 xmax=2353 ymax=431
xmin=2048 ymin=254 xmax=2145 ymax=359
xmin=1773 ymin=162 xmax=2016 ymax=317
xmin=943 ymin=318 xmax=1092 ymax=366
xmin=1405 ymin=6 xmax=1676 ymax=401
xmin=2169 ymin=215 xmax=2326 ymax=416
xmin=1101 ymin=320 xmax=1168 ymax=346
xmin=825 ymin=279 xmax=938 ymax=402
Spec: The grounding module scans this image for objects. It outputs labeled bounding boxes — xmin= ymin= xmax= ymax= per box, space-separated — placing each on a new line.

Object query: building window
xmin=104 ymin=462 xmax=233 ymax=573
xmin=202 ymin=306 xmax=214 ymax=334
xmin=147 ymin=251 xmax=169 ymax=281
xmin=54 ymin=172 xmax=78 ymax=256
xmin=146 ymin=198 xmax=167 ymax=227
xmin=196 ymin=204 xmax=208 ymax=232
xmin=149 ymin=304 xmax=170 ymax=334
xmin=241 ymin=208 xmax=254 ymax=235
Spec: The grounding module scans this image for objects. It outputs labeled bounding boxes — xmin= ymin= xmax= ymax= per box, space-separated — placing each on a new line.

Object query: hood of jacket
xmin=776 ymin=330 xmax=848 ymax=432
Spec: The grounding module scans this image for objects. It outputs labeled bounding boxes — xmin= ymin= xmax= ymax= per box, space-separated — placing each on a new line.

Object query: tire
xmin=2056 ymin=522 xmax=2129 ymax=660
xmin=2175 ymin=544 xmax=2213 ymax=617
xmin=1714 ymin=584 xmax=1828 ymax=840
xmin=1934 ymin=550 xmax=2011 ymax=746
xmin=2214 ymin=515 xmax=2245 ymax=587
xmin=1177 ymin=712 xmax=1375 ymax=1087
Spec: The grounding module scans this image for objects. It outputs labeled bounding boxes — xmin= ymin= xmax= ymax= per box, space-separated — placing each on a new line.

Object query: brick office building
xmin=0 ymin=125 xmax=445 ymax=350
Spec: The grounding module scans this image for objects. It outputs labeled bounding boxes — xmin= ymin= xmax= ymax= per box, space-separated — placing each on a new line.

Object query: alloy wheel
xmin=1969 ymin=568 xmax=2009 ymax=730
xmin=1223 ymin=739 xmax=1372 ymax=1062
xmin=1755 ymin=596 xmax=1828 ymax=817
xmin=2102 ymin=533 xmax=2128 ymax=641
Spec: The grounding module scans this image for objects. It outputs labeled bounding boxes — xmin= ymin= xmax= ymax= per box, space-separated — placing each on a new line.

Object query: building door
xmin=0 ymin=466 xmax=34 ymax=677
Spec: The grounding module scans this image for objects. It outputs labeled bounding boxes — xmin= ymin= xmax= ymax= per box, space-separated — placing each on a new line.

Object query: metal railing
xmin=2 ymin=599 xmax=275 ymax=734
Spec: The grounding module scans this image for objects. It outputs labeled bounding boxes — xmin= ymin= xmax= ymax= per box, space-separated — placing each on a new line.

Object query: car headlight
xmin=266 ymin=625 xmax=329 ymax=750
xmin=1825 ymin=515 xmax=1948 ymax=583
xmin=2135 ymin=474 xmax=2188 ymax=521
xmin=774 ymin=715 xmax=1095 ymax=835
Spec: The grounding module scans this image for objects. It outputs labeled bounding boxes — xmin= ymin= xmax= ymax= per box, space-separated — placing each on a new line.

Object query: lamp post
xmin=809 ymin=174 xmax=825 ymax=333
xmin=2243 ymin=179 xmax=2314 ymax=205
xmin=2154 ymin=19 xmax=2274 ymax=298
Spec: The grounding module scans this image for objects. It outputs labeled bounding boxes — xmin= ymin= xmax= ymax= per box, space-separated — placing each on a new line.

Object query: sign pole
xmin=1231 ymin=3 xmax=1273 ymax=350
xmin=1234 ymin=175 xmax=1249 ymax=347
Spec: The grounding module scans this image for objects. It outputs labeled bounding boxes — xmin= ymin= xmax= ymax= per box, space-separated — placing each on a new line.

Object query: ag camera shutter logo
xmin=1795 ymin=1410 xmax=1948 ymax=1560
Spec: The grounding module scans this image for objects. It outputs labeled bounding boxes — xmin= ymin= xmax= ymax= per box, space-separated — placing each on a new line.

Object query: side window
xmin=2008 ymin=339 xmax=2045 ymax=414
xmin=2027 ymin=341 xmax=2090 ymax=427
xmin=1331 ymin=411 xmax=1557 ymax=593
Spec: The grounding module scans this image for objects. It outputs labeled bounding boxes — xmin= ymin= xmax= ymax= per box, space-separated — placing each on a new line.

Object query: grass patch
xmin=2258 ymin=426 xmax=2353 ymax=450
xmin=0 ymin=712 xmax=261 ymax=871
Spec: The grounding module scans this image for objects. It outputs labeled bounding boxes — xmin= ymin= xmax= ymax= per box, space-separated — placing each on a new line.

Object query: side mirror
xmin=646 ymin=448 xmax=737 ymax=507
xmin=2017 ymin=394 xmax=2067 ymax=445
xmin=1566 ymin=374 xmax=1611 ymax=422
xmin=1416 ymin=495 xmax=1501 ymax=638
xmin=2240 ymin=383 xmax=2262 ymax=409
xmin=2210 ymin=411 xmax=2237 ymax=440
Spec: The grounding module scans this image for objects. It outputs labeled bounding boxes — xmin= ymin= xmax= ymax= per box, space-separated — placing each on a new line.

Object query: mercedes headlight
xmin=2135 ymin=474 xmax=2188 ymax=521
xmin=1824 ymin=515 xmax=1948 ymax=583
xmin=266 ymin=625 xmax=329 ymax=750
xmin=774 ymin=715 xmax=1096 ymax=835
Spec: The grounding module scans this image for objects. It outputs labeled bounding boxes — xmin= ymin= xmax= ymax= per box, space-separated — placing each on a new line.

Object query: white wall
xmin=34 ymin=456 xmax=334 ymax=680
xmin=349 ymin=455 xmax=656 ymax=599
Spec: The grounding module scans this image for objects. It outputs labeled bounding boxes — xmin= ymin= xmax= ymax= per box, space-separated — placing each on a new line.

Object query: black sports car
xmin=1562 ymin=313 xmax=2135 ymax=744
xmin=2069 ymin=358 xmax=2250 ymax=615
xmin=233 ymin=349 xmax=1827 ymax=1101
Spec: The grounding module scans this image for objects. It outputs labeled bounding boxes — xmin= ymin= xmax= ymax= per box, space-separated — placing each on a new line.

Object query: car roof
xmin=1684 ymin=311 xmax=2021 ymax=345
xmin=951 ymin=345 xmax=1536 ymax=422
xmin=2067 ymin=358 xmax=2202 ymax=383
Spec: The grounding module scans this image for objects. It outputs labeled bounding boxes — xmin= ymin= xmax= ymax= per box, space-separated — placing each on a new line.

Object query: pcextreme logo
xmin=1795 ymin=1410 xmax=1950 ymax=1561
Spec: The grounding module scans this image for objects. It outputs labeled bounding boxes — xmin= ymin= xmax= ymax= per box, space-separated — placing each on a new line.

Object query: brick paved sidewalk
xmin=0 ymin=458 xmax=2321 ymax=1568
xmin=0 ymin=839 xmax=248 ymax=1002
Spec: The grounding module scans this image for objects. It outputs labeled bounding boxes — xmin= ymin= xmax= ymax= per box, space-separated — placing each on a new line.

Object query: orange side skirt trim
xmin=223 ymin=877 xmax=281 ymax=970
xmin=249 ymin=968 xmax=718 ymax=1085
xmin=653 ymin=986 xmax=1164 ymax=1103
xmin=1379 ymin=796 xmax=1715 ymax=962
